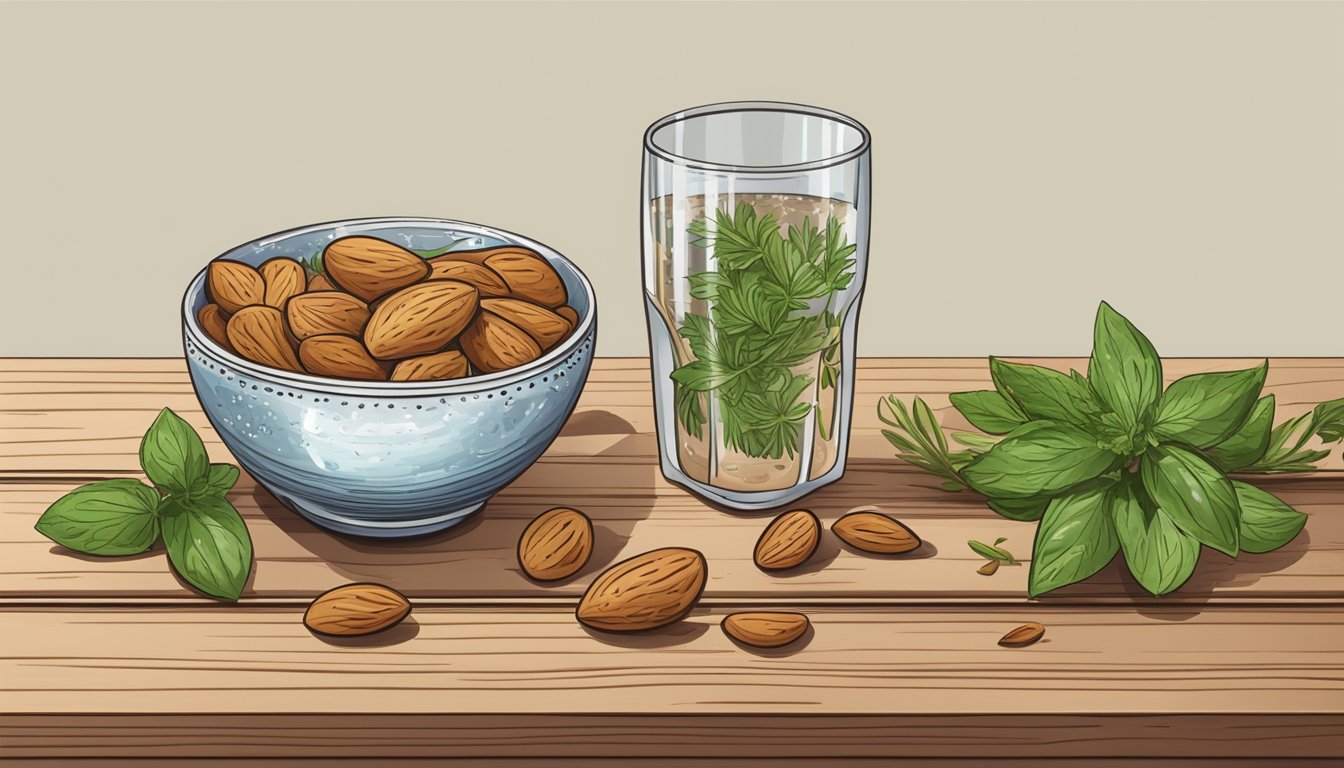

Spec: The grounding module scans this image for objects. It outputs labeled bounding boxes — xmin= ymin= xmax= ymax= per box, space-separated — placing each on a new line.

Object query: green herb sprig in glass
xmin=35 ymin=409 xmax=253 ymax=601
xmin=671 ymin=202 xmax=856 ymax=459
xmin=880 ymin=302 xmax=1343 ymax=598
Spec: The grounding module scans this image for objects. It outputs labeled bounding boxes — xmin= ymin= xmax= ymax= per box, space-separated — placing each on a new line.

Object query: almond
xmin=363 ymin=280 xmax=479 ymax=360
xmin=259 ymin=257 xmax=305 ymax=308
xmin=480 ymin=298 xmax=571 ymax=350
xmin=303 ymin=582 xmax=411 ymax=637
xmin=484 ymin=248 xmax=567 ymax=308
xmin=430 ymin=245 xmax=518 ymax=266
xmin=460 ymin=312 xmax=542 ymax=373
xmin=286 ymin=291 xmax=370 ymax=340
xmin=722 ymin=612 xmax=810 ymax=648
xmin=299 ymin=334 xmax=388 ymax=381
xmin=390 ymin=349 xmax=470 ymax=382
xmin=555 ymin=305 xmax=580 ymax=328
xmin=226 ymin=305 xmax=302 ymax=372
xmin=998 ymin=622 xmax=1045 ymax=648
xmin=207 ymin=260 xmax=264 ymax=314
xmin=429 ymin=259 xmax=511 ymax=297
xmin=832 ymin=507 xmax=922 ymax=555
xmin=978 ymin=560 xmax=1001 ymax=576
xmin=517 ymin=507 xmax=594 ymax=582
xmin=324 ymin=236 xmax=430 ymax=302
xmin=308 ymin=273 xmax=335 ymax=291
xmin=754 ymin=509 xmax=821 ymax=572
xmin=197 ymin=303 xmax=234 ymax=353
xmin=576 ymin=547 xmax=707 ymax=632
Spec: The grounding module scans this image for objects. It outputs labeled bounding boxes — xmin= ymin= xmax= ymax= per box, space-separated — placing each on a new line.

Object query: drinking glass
xmin=641 ymin=101 xmax=871 ymax=509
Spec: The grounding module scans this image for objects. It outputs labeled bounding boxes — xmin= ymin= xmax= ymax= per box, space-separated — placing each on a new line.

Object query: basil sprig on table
xmin=879 ymin=302 xmax=1343 ymax=598
xmin=35 ymin=408 xmax=253 ymax=600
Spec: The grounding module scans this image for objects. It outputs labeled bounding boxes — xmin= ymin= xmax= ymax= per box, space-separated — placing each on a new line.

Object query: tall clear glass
xmin=641 ymin=102 xmax=871 ymax=510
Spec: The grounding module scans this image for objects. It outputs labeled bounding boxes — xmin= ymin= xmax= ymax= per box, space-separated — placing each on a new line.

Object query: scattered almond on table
xmin=832 ymin=506 xmax=921 ymax=555
xmin=517 ymin=507 xmax=594 ymax=582
xmin=722 ymin=612 xmax=810 ymax=648
xmin=998 ymin=622 xmax=1046 ymax=648
xmin=303 ymin=582 xmax=412 ymax=637
xmin=754 ymin=509 xmax=821 ymax=572
xmin=576 ymin=547 xmax=707 ymax=632
xmin=199 ymin=237 xmax=579 ymax=382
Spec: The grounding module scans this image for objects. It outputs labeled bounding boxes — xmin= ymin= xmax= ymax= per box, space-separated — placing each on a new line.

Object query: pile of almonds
xmin=200 ymin=237 xmax=580 ymax=382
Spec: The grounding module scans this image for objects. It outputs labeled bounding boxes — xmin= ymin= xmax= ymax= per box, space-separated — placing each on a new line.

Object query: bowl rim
xmin=182 ymin=216 xmax=596 ymax=398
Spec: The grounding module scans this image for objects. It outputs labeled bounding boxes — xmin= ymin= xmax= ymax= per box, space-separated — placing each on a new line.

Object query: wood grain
xmin=2 ymin=606 xmax=1342 ymax=757
xmin=2 ymin=358 xmax=1340 ymax=476
xmin=4 ymin=475 xmax=1339 ymax=603
xmin=3 ymin=358 xmax=1341 ymax=760
xmin=3 ymin=358 xmax=1340 ymax=604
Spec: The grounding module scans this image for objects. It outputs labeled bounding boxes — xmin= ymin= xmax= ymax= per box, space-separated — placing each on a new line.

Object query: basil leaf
xmin=1232 ymin=481 xmax=1307 ymax=554
xmin=160 ymin=495 xmax=253 ymax=600
xmin=1206 ymin=395 xmax=1275 ymax=471
xmin=199 ymin=463 xmax=240 ymax=498
xmin=989 ymin=357 xmax=1102 ymax=428
xmin=1109 ymin=479 xmax=1200 ymax=596
xmin=1028 ymin=484 xmax=1119 ymax=597
xmin=949 ymin=390 xmax=1026 ymax=435
xmin=1088 ymin=302 xmax=1162 ymax=430
xmin=1140 ymin=445 xmax=1240 ymax=556
xmin=961 ymin=421 xmax=1119 ymax=500
xmin=139 ymin=408 xmax=210 ymax=497
xmin=1153 ymin=362 xmax=1267 ymax=448
xmin=988 ymin=496 xmax=1049 ymax=522
xmin=35 ymin=479 xmax=161 ymax=556
xmin=1311 ymin=397 xmax=1344 ymax=443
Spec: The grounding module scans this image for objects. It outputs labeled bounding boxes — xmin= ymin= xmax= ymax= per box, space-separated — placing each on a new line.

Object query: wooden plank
xmin=3 ymin=474 xmax=1339 ymax=603
xmin=10 ymin=763 xmax=1344 ymax=768
xmin=2 ymin=606 xmax=1341 ymax=758
xmin=2 ymin=358 xmax=1340 ymax=476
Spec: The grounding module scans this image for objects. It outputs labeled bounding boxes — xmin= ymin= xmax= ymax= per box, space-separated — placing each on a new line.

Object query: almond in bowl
xmin=198 ymin=235 xmax=583 ymax=383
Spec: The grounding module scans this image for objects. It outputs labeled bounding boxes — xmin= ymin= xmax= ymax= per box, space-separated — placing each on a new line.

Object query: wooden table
xmin=2 ymin=358 xmax=1342 ymax=765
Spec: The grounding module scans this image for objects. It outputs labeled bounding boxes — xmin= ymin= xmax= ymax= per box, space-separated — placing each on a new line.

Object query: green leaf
xmin=1088 ymin=302 xmax=1162 ymax=430
xmin=160 ymin=495 xmax=254 ymax=601
xmin=968 ymin=538 xmax=1016 ymax=563
xmin=1153 ymin=362 xmax=1267 ymax=448
xmin=1140 ymin=444 xmax=1240 ymax=556
xmin=1028 ymin=484 xmax=1119 ymax=597
xmin=989 ymin=357 xmax=1102 ymax=428
xmin=410 ymin=239 xmax=470 ymax=259
xmin=1109 ymin=478 xmax=1200 ymax=596
xmin=199 ymin=464 xmax=240 ymax=498
xmin=35 ymin=479 xmax=161 ymax=556
xmin=1310 ymin=397 xmax=1344 ymax=443
xmin=961 ymin=421 xmax=1119 ymax=500
xmin=1232 ymin=481 xmax=1307 ymax=554
xmin=949 ymin=390 xmax=1027 ymax=435
xmin=1206 ymin=395 xmax=1275 ymax=471
xmin=877 ymin=395 xmax=969 ymax=490
xmin=139 ymin=408 xmax=209 ymax=497
xmin=988 ymin=496 xmax=1049 ymax=521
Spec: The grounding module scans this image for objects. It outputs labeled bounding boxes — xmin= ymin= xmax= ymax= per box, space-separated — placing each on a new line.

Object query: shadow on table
xmin=580 ymin=617 xmax=712 ymax=649
xmin=250 ymin=409 xmax=659 ymax=594
xmin=310 ymin=617 xmax=421 ymax=648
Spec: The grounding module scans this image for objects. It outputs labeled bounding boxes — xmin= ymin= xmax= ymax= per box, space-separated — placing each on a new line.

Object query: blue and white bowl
xmin=181 ymin=217 xmax=596 ymax=538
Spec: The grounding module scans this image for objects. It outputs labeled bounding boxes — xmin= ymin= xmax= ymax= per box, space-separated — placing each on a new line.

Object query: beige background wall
xmin=1 ymin=0 xmax=1340 ymax=358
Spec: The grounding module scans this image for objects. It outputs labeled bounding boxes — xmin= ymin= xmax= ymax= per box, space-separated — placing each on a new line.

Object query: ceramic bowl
xmin=181 ymin=217 xmax=596 ymax=537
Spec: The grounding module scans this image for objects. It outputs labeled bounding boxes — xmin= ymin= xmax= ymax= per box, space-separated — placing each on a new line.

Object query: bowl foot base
xmin=269 ymin=488 xmax=485 ymax=538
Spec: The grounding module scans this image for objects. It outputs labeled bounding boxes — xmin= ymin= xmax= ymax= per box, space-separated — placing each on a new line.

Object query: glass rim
xmin=643 ymin=100 xmax=871 ymax=174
